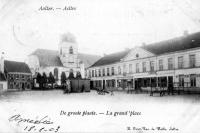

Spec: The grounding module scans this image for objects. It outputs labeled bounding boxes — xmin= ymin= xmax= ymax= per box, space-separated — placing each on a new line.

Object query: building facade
xmin=26 ymin=33 xmax=101 ymax=85
xmin=0 ymin=55 xmax=32 ymax=91
xmin=87 ymin=32 xmax=200 ymax=92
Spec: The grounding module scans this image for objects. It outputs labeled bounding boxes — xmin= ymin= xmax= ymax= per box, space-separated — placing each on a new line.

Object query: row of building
xmin=1 ymin=31 xmax=200 ymax=92
xmin=0 ymin=33 xmax=101 ymax=91
xmin=87 ymin=31 xmax=200 ymax=92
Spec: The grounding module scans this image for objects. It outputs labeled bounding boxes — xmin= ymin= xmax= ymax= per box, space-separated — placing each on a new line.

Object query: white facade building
xmin=87 ymin=32 xmax=200 ymax=92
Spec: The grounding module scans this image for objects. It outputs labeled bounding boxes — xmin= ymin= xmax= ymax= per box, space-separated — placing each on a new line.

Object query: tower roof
xmin=60 ymin=32 xmax=76 ymax=43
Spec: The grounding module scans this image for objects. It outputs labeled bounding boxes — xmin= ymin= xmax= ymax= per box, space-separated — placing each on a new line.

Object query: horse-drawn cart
xmin=96 ymin=88 xmax=109 ymax=95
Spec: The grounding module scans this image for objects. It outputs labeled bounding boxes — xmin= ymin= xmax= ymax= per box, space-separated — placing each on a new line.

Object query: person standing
xmin=66 ymin=79 xmax=71 ymax=93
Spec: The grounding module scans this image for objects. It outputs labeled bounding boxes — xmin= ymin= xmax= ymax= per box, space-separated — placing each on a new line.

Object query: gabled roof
xmin=91 ymin=49 xmax=131 ymax=67
xmin=30 ymin=49 xmax=101 ymax=68
xmin=142 ymin=32 xmax=200 ymax=55
xmin=30 ymin=49 xmax=63 ymax=67
xmin=90 ymin=31 xmax=200 ymax=68
xmin=4 ymin=60 xmax=31 ymax=74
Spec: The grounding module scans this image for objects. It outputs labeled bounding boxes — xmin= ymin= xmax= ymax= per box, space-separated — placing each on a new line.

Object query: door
xmin=22 ymin=83 xmax=25 ymax=90
xmin=168 ymin=76 xmax=173 ymax=94
xmin=103 ymin=80 xmax=105 ymax=90
xmin=135 ymin=79 xmax=139 ymax=90
xmin=90 ymin=81 xmax=94 ymax=89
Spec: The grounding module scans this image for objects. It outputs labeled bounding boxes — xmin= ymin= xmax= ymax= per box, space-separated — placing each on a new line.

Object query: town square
xmin=1 ymin=0 xmax=200 ymax=132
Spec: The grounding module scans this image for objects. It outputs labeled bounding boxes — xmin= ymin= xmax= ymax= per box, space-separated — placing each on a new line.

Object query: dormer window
xmin=136 ymin=53 xmax=139 ymax=58
xmin=69 ymin=46 xmax=73 ymax=54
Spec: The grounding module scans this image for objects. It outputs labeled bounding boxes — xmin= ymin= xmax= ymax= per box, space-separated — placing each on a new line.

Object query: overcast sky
xmin=0 ymin=0 xmax=200 ymax=61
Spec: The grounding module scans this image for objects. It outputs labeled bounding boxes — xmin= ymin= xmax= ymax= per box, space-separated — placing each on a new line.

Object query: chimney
xmin=0 ymin=52 xmax=5 ymax=73
xmin=183 ymin=30 xmax=189 ymax=36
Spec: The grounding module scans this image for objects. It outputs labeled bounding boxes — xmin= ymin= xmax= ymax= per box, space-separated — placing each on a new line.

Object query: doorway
xmin=103 ymin=80 xmax=105 ymax=90
xmin=22 ymin=83 xmax=25 ymax=90
xmin=90 ymin=81 xmax=94 ymax=89
xmin=168 ymin=76 xmax=174 ymax=94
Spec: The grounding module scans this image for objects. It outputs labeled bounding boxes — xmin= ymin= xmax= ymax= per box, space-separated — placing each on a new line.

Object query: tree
xmin=36 ymin=73 xmax=42 ymax=88
xmin=61 ymin=72 xmax=67 ymax=85
xmin=48 ymin=72 xmax=55 ymax=88
xmin=68 ymin=71 xmax=74 ymax=79
xmin=42 ymin=72 xmax=47 ymax=89
xmin=75 ymin=71 xmax=82 ymax=79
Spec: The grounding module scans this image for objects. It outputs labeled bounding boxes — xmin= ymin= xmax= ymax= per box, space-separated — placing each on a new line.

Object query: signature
xmin=8 ymin=114 xmax=61 ymax=132
xmin=9 ymin=114 xmax=53 ymax=125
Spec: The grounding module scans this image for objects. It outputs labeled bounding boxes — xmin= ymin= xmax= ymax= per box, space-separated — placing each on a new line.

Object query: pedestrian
xmin=66 ymin=79 xmax=71 ymax=93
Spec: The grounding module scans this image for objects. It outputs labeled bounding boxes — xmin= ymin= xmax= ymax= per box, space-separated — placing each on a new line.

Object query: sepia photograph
xmin=0 ymin=0 xmax=200 ymax=132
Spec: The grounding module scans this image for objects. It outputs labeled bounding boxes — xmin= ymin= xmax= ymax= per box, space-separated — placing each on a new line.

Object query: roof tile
xmin=4 ymin=60 xmax=31 ymax=73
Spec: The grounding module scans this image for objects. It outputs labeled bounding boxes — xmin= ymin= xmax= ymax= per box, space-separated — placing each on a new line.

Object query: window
xmin=27 ymin=76 xmax=31 ymax=81
xmin=123 ymin=64 xmax=126 ymax=74
xmin=16 ymin=74 xmax=19 ymax=80
xmin=92 ymin=70 xmax=94 ymax=77
xmin=159 ymin=60 xmax=163 ymax=71
xmin=168 ymin=58 xmax=173 ymax=70
xmin=103 ymin=69 xmax=105 ymax=76
xmin=111 ymin=67 xmax=114 ymax=75
xmin=179 ymin=75 xmax=184 ymax=87
xmin=129 ymin=64 xmax=132 ymax=73
xmin=178 ymin=56 xmax=184 ymax=69
xmin=89 ymin=70 xmax=91 ymax=77
xmin=22 ymin=75 xmax=25 ymax=80
xmin=95 ymin=70 xmax=97 ymax=77
xmin=107 ymin=68 xmax=110 ymax=76
xmin=69 ymin=46 xmax=73 ymax=54
xmin=54 ymin=68 xmax=58 ymax=80
xmin=98 ymin=69 xmax=101 ymax=77
xmin=118 ymin=66 xmax=121 ymax=75
xmin=189 ymin=55 xmax=195 ymax=68
xmin=136 ymin=63 xmax=139 ymax=73
xmin=190 ymin=75 xmax=196 ymax=87
xmin=150 ymin=61 xmax=154 ymax=71
xmin=142 ymin=62 xmax=146 ymax=72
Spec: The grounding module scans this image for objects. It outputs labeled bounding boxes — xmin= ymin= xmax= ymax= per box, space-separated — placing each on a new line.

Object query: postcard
xmin=0 ymin=0 xmax=200 ymax=133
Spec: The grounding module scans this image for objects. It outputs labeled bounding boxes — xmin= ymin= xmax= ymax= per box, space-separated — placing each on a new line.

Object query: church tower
xmin=59 ymin=33 xmax=79 ymax=69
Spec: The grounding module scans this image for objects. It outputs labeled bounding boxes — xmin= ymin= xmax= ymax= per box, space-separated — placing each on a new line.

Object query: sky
xmin=0 ymin=0 xmax=200 ymax=61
